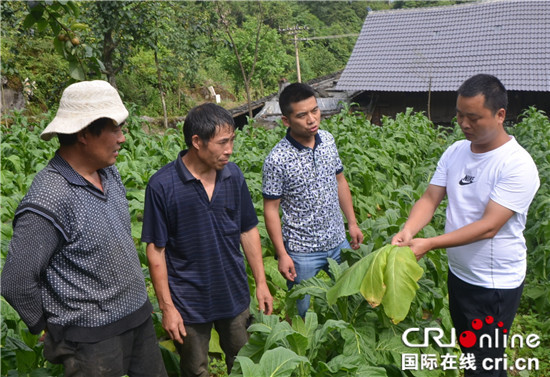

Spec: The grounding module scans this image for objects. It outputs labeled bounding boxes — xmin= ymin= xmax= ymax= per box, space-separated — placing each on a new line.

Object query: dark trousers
xmin=44 ymin=316 xmax=167 ymax=377
xmin=448 ymin=270 xmax=523 ymax=377
xmin=175 ymin=308 xmax=251 ymax=377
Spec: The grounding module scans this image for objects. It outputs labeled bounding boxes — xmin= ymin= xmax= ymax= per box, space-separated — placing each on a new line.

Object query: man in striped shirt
xmin=142 ymin=103 xmax=273 ymax=377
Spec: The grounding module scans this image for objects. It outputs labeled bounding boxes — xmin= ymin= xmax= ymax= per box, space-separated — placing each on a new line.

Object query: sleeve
xmin=333 ymin=142 xmax=344 ymax=175
xmin=262 ymin=153 xmax=285 ymax=199
xmin=240 ymin=177 xmax=259 ymax=232
xmin=1 ymin=211 xmax=63 ymax=334
xmin=429 ymin=142 xmax=460 ymax=187
xmin=141 ymin=182 xmax=169 ymax=247
xmin=491 ymin=152 xmax=540 ymax=214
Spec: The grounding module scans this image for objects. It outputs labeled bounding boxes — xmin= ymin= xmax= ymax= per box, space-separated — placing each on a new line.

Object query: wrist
xmin=159 ymin=302 xmax=177 ymax=312
xmin=275 ymin=247 xmax=289 ymax=258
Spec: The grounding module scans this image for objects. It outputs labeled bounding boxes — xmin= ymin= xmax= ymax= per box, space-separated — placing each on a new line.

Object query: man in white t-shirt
xmin=392 ymin=74 xmax=539 ymax=377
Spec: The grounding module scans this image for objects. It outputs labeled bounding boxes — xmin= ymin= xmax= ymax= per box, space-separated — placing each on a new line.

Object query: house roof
xmin=336 ymin=0 xmax=550 ymax=92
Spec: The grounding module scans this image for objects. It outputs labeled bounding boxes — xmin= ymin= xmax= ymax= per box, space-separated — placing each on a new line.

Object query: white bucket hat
xmin=41 ymin=80 xmax=129 ymax=141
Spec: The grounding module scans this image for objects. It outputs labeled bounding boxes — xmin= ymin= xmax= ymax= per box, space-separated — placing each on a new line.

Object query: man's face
xmin=456 ymin=94 xmax=505 ymax=152
xmin=84 ymin=119 xmax=126 ymax=168
xmin=282 ymin=96 xmax=321 ymax=141
xmin=196 ymin=125 xmax=235 ymax=171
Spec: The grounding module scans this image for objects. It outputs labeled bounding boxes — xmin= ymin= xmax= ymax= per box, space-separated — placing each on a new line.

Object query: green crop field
xmin=2 ymin=106 xmax=548 ymax=376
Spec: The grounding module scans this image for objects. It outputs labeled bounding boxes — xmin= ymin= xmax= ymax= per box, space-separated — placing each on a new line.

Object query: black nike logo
xmin=459 ymin=175 xmax=475 ymax=185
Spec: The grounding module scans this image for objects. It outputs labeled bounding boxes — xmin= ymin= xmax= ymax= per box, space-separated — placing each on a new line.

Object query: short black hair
xmin=279 ymin=83 xmax=316 ymax=118
xmin=457 ymin=74 xmax=508 ymax=114
xmin=183 ymin=103 xmax=235 ymax=148
xmin=57 ymin=117 xmax=111 ymax=146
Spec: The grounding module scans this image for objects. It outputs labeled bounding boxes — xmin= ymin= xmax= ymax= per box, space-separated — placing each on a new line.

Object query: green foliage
xmin=326 ymin=245 xmax=424 ymax=324
xmin=2 ymin=106 xmax=549 ymax=376
xmin=21 ymin=1 xmax=104 ymax=81
xmin=2 ymin=1 xmax=374 ymax=118
xmin=1 ymin=2 xmax=71 ymax=112
xmin=232 ymin=255 xmax=452 ymax=377
xmin=1 ymin=297 xmax=64 ymax=375
xmin=236 ymin=346 xmax=310 ymax=377
xmin=323 ymin=106 xmax=456 ymax=250
xmin=215 ymin=12 xmax=292 ymax=97
xmin=508 ymin=108 xmax=550 ymax=313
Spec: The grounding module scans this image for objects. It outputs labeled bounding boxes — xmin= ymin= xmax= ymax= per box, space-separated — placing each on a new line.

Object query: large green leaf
xmin=261 ymin=347 xmax=309 ymax=377
xmin=264 ymin=320 xmax=295 ymax=350
xmin=327 ymin=244 xmax=423 ymax=324
xmin=235 ymin=347 xmax=309 ymax=377
xmin=326 ymin=245 xmax=376 ymax=305
xmin=360 ymin=244 xmax=390 ymax=307
xmin=236 ymin=357 xmax=262 ymax=377
xmin=381 ymin=246 xmax=424 ymax=323
xmin=291 ymin=311 xmax=318 ymax=351
xmin=237 ymin=313 xmax=280 ymax=364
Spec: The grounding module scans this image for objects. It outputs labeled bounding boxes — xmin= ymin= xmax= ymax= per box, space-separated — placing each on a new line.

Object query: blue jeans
xmin=287 ymin=239 xmax=350 ymax=317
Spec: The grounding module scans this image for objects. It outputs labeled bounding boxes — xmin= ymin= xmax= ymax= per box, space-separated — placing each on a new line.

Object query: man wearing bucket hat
xmin=1 ymin=80 xmax=167 ymax=376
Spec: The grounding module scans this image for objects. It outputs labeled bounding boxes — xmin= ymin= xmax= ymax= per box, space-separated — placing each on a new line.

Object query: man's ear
xmin=281 ymin=116 xmax=290 ymax=128
xmin=191 ymin=134 xmax=202 ymax=150
xmin=76 ymin=129 xmax=88 ymax=145
xmin=496 ymin=108 xmax=506 ymax=125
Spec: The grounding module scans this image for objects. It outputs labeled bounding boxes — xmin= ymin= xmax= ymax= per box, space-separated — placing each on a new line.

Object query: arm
xmin=146 ymin=243 xmax=186 ymax=343
xmin=263 ymin=197 xmax=296 ymax=282
xmin=336 ymin=173 xmax=363 ymax=249
xmin=240 ymin=227 xmax=273 ymax=315
xmin=1 ymin=212 xmax=60 ymax=334
xmin=392 ymin=184 xmax=447 ymax=247
xmin=408 ymin=200 xmax=514 ymax=260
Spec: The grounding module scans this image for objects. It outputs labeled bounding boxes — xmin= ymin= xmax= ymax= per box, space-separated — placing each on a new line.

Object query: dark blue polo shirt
xmin=141 ymin=151 xmax=258 ymax=324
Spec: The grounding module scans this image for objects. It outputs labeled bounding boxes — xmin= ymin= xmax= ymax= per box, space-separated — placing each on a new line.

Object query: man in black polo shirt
xmin=1 ymin=80 xmax=167 ymax=376
xmin=142 ymin=103 xmax=273 ymax=377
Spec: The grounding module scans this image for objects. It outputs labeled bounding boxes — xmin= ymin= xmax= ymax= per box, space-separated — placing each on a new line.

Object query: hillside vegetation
xmin=2 ymin=0 xmax=466 ymax=119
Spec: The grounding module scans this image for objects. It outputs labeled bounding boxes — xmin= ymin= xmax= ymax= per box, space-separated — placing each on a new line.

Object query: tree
xmin=216 ymin=1 xmax=264 ymax=118
xmin=215 ymin=2 xmax=292 ymax=116
xmin=84 ymin=1 xmax=145 ymax=88
xmin=18 ymin=1 xmax=103 ymax=82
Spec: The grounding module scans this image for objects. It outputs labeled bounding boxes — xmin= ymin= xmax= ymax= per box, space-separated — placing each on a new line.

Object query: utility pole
xmin=279 ymin=26 xmax=309 ymax=83
xmin=280 ymin=27 xmax=359 ymax=83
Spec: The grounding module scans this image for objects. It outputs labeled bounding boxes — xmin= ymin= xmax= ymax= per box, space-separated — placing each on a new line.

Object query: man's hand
xmin=256 ymin=283 xmax=274 ymax=315
xmin=408 ymin=238 xmax=432 ymax=261
xmin=348 ymin=224 xmax=364 ymax=250
xmin=391 ymin=229 xmax=413 ymax=247
xmin=161 ymin=306 xmax=187 ymax=344
xmin=278 ymin=253 xmax=297 ymax=281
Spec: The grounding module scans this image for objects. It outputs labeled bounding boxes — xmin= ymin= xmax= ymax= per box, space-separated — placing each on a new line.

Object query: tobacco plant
xmin=1 ymin=106 xmax=549 ymax=376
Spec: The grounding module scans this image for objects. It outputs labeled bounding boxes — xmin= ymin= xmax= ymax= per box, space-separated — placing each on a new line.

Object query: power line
xmin=280 ymin=26 xmax=359 ymax=82
xmin=298 ymin=33 xmax=359 ymax=41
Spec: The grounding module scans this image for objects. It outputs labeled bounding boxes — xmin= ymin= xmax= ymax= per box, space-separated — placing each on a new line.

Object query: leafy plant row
xmin=1 ymin=106 xmax=549 ymax=376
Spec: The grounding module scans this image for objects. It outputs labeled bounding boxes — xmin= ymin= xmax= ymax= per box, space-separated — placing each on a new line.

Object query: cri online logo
xmin=402 ymin=315 xmax=540 ymax=349
xmin=459 ymin=316 xmax=503 ymax=348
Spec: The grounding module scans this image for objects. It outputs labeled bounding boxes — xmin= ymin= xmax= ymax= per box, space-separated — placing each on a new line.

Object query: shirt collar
xmin=50 ymin=152 xmax=108 ymax=187
xmin=285 ymin=128 xmax=322 ymax=151
xmin=176 ymin=150 xmax=232 ymax=184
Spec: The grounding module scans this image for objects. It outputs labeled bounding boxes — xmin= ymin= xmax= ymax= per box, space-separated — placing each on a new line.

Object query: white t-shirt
xmin=430 ymin=137 xmax=539 ymax=289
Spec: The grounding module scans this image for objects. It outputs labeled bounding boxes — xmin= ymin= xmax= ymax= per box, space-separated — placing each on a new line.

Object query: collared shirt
xmin=262 ymin=129 xmax=346 ymax=253
xmin=141 ymin=151 xmax=258 ymax=324
xmin=1 ymin=153 xmax=151 ymax=342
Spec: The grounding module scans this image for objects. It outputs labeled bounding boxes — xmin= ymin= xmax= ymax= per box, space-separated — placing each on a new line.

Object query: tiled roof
xmin=336 ymin=0 xmax=550 ymax=92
